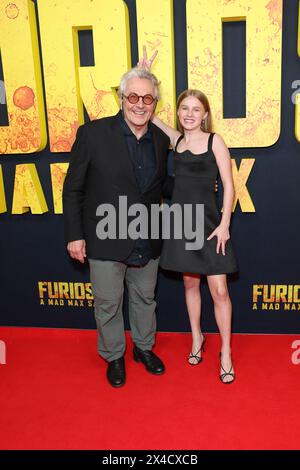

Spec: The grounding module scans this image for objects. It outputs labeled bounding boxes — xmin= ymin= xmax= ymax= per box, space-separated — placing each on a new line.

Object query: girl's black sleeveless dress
xmin=159 ymin=133 xmax=238 ymax=275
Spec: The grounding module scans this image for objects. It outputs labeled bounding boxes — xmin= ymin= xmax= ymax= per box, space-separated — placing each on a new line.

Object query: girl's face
xmin=177 ymin=96 xmax=208 ymax=131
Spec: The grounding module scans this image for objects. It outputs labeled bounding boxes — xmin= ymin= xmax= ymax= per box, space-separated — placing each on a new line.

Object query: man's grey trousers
xmin=89 ymin=258 xmax=159 ymax=362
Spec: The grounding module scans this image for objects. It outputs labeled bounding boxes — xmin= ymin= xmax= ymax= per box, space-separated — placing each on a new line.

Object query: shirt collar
xmin=117 ymin=110 xmax=152 ymax=141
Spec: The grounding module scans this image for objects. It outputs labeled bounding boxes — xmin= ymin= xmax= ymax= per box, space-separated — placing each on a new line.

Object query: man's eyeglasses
xmin=122 ymin=93 xmax=157 ymax=105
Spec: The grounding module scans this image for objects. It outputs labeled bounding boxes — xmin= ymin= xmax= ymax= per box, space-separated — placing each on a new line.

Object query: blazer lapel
xmin=142 ymin=123 xmax=162 ymax=194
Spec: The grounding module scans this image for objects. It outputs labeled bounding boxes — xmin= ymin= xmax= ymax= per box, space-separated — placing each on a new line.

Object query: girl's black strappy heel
xmin=188 ymin=334 xmax=206 ymax=365
xmin=219 ymin=352 xmax=235 ymax=384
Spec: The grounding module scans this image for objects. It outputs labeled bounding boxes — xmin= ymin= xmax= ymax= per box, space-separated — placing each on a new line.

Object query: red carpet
xmin=0 ymin=327 xmax=299 ymax=450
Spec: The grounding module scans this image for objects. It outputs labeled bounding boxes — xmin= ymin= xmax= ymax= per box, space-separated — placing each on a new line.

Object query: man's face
xmin=122 ymin=77 xmax=157 ymax=130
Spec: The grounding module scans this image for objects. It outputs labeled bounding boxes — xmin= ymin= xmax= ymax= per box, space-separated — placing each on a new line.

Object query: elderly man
xmin=63 ymin=67 xmax=171 ymax=387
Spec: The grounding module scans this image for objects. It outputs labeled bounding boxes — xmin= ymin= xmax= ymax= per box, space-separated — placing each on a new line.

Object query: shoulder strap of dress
xmin=208 ymin=133 xmax=215 ymax=152
xmin=174 ymin=134 xmax=184 ymax=152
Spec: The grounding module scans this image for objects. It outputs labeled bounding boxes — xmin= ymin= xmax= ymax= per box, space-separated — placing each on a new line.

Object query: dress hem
xmin=160 ymin=265 xmax=238 ymax=275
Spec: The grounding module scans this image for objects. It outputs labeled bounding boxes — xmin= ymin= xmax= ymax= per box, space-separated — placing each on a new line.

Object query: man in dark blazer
xmin=63 ymin=67 xmax=171 ymax=387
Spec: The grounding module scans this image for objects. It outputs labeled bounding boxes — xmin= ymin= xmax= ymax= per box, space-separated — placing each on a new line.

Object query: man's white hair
xmin=118 ymin=67 xmax=161 ymax=101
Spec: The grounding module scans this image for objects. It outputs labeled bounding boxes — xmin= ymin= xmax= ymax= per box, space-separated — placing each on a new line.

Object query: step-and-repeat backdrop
xmin=0 ymin=0 xmax=299 ymax=333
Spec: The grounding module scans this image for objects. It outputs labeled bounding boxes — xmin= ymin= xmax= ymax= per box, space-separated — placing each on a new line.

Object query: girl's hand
xmin=137 ymin=45 xmax=158 ymax=71
xmin=207 ymin=224 xmax=230 ymax=256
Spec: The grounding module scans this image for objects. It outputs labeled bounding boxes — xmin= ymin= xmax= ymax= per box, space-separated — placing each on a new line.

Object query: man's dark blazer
xmin=62 ymin=112 xmax=171 ymax=261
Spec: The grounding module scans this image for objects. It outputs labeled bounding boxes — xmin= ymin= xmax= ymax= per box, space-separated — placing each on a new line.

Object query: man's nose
xmin=136 ymin=96 xmax=145 ymax=106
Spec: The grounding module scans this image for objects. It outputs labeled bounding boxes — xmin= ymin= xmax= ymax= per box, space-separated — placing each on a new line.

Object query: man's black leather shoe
xmin=133 ymin=345 xmax=165 ymax=375
xmin=107 ymin=357 xmax=125 ymax=387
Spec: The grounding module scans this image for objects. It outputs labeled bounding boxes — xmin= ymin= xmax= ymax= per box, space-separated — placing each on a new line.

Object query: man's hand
xmin=67 ymin=239 xmax=86 ymax=263
xmin=137 ymin=45 xmax=158 ymax=71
